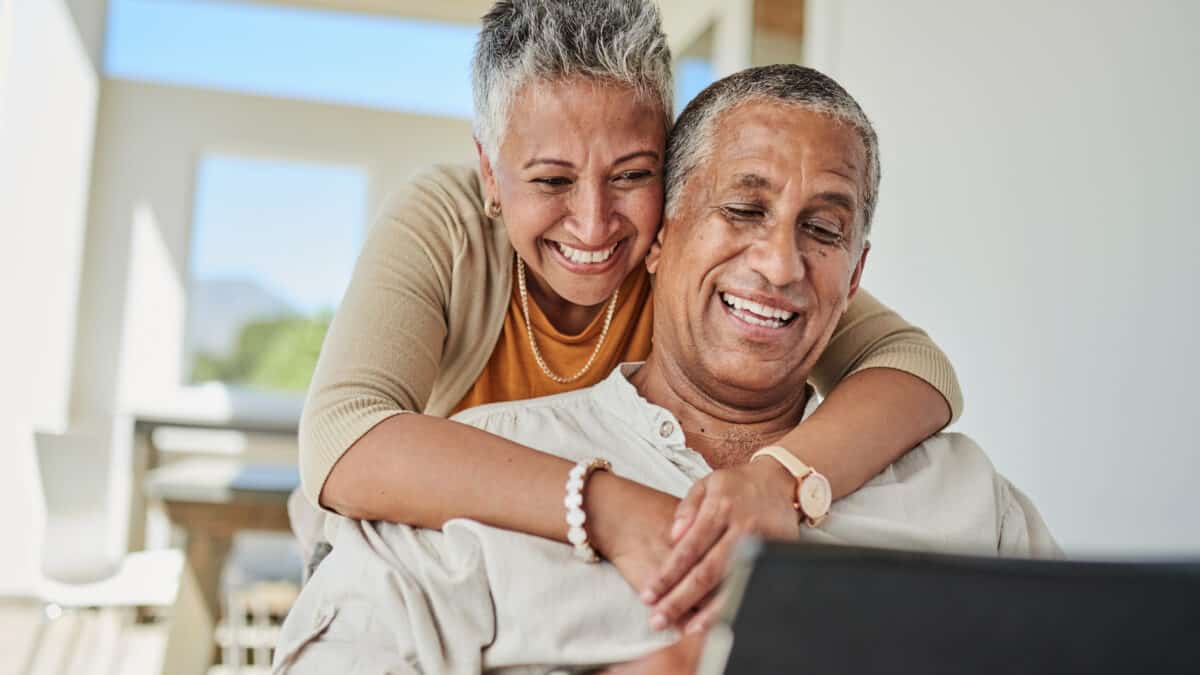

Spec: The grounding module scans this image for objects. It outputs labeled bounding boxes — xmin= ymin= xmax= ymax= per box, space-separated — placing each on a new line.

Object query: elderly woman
xmin=299 ymin=0 xmax=961 ymax=628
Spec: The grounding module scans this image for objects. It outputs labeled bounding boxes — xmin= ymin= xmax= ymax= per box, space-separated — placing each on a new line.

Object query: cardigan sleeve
xmin=809 ymin=289 xmax=964 ymax=423
xmin=297 ymin=170 xmax=466 ymax=508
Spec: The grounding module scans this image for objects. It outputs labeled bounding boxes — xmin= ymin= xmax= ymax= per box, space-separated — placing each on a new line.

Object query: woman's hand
xmin=641 ymin=458 xmax=801 ymax=633
xmin=601 ymin=630 xmax=707 ymax=675
xmin=587 ymin=473 xmax=680 ymax=594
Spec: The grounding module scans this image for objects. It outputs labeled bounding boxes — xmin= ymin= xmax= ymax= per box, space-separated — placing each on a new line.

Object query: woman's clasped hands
xmin=597 ymin=457 xmax=802 ymax=636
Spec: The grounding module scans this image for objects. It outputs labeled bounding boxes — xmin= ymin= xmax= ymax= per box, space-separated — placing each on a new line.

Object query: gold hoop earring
xmin=485 ymin=198 xmax=502 ymax=219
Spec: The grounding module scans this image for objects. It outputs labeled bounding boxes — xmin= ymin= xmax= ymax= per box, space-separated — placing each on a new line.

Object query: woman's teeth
xmin=721 ymin=292 xmax=796 ymax=328
xmin=554 ymin=241 xmax=619 ymax=264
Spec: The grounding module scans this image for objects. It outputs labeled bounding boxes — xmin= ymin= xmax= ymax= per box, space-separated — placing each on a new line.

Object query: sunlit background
xmin=1 ymin=0 xmax=1197 ymax=673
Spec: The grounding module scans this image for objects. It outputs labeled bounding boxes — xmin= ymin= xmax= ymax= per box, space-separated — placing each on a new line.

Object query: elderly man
xmin=273 ymin=65 xmax=1057 ymax=674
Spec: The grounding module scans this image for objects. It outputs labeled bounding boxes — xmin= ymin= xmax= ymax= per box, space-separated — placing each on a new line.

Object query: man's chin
xmin=702 ymin=361 xmax=807 ymax=402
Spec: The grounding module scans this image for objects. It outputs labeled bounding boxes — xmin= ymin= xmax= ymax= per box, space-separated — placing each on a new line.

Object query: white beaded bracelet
xmin=564 ymin=458 xmax=611 ymax=562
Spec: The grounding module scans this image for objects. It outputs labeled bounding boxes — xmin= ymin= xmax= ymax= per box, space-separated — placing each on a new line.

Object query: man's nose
xmin=748 ymin=223 xmax=807 ymax=289
xmin=564 ymin=181 xmax=616 ymax=246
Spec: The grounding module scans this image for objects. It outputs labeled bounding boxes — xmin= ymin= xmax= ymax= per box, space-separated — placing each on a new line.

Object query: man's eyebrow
xmin=810 ymin=191 xmax=857 ymax=212
xmin=729 ymin=172 xmax=774 ymax=190
xmin=523 ymin=157 xmax=574 ymax=169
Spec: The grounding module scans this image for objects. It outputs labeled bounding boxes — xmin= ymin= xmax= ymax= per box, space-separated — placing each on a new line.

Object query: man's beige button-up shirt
xmin=275 ymin=364 xmax=1058 ymax=675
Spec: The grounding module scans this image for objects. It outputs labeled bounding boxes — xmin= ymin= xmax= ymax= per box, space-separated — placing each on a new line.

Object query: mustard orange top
xmin=452 ymin=263 xmax=655 ymax=415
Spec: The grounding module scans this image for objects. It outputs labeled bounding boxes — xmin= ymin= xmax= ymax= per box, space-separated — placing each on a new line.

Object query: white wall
xmin=806 ymin=0 xmax=1200 ymax=555
xmin=0 ymin=0 xmax=103 ymax=594
xmin=72 ymin=80 xmax=477 ymax=423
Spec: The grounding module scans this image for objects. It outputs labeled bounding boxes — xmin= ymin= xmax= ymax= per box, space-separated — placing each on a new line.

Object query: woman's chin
xmin=539 ymin=263 xmax=630 ymax=309
xmin=554 ymin=284 xmax=622 ymax=309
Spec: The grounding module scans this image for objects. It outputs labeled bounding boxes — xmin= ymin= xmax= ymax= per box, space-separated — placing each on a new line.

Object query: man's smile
xmin=718 ymin=290 xmax=800 ymax=328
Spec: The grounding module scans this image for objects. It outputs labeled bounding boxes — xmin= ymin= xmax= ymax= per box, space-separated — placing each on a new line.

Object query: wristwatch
xmin=750 ymin=445 xmax=832 ymax=527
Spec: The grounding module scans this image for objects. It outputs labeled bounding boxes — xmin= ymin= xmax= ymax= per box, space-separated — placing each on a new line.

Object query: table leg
xmin=184 ymin=529 xmax=232 ymax=631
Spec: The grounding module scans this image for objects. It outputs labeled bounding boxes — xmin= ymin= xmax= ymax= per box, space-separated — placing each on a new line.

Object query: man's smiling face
xmin=647 ymin=101 xmax=871 ymax=409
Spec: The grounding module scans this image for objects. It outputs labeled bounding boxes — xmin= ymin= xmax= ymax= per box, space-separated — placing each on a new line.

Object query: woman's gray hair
xmin=665 ymin=64 xmax=882 ymax=236
xmin=471 ymin=0 xmax=674 ymax=161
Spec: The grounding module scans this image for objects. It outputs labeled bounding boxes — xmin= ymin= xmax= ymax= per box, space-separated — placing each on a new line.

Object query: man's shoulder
xmin=449 ymin=387 xmax=606 ymax=430
xmin=897 ymin=432 xmax=999 ymax=478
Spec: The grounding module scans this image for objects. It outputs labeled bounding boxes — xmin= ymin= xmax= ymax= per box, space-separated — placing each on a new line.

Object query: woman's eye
xmin=802 ymin=220 xmax=844 ymax=244
xmin=534 ymin=176 xmax=572 ymax=187
xmin=615 ymin=170 xmax=652 ymax=182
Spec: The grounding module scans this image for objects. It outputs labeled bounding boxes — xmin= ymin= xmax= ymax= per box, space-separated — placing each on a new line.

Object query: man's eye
xmin=533 ymin=176 xmax=572 ymax=187
xmin=721 ymin=205 xmax=765 ymax=221
xmin=802 ymin=220 xmax=844 ymax=244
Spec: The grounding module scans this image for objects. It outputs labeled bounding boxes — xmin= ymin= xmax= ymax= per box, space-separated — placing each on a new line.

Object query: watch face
xmin=798 ymin=472 xmax=832 ymax=519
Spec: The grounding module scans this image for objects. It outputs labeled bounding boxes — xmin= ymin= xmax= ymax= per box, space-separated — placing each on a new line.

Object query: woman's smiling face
xmin=480 ymin=77 xmax=667 ymax=311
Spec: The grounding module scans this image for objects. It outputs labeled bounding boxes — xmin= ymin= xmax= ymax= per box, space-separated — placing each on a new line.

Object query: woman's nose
xmin=564 ymin=182 xmax=616 ymax=246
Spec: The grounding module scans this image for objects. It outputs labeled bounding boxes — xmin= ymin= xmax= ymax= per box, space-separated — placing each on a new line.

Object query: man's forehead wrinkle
xmin=827 ymin=162 xmax=860 ymax=184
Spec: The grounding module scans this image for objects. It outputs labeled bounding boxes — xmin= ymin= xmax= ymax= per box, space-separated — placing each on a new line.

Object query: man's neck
xmin=628 ymin=351 xmax=811 ymax=469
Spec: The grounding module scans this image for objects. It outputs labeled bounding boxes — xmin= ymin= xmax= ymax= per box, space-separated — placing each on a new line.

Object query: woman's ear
xmin=476 ymin=139 xmax=499 ymax=201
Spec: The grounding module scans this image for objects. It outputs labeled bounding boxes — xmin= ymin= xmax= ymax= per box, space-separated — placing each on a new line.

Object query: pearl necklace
xmin=516 ymin=254 xmax=620 ymax=384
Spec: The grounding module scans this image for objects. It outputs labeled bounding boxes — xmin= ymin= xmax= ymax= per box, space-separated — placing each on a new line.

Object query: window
xmin=185 ymin=154 xmax=367 ymax=393
xmin=674 ymin=21 xmax=716 ymax=115
xmin=104 ymin=0 xmax=477 ymax=118
xmin=676 ymin=57 xmax=715 ymax=114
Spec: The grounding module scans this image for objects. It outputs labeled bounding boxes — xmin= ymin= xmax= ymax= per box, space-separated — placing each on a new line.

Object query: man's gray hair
xmin=665 ymin=64 xmax=882 ymax=235
xmin=471 ymin=0 xmax=674 ymax=161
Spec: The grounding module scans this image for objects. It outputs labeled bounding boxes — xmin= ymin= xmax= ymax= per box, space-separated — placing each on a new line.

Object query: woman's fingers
xmin=683 ymin=587 xmax=726 ymax=635
xmin=642 ymin=491 xmax=724 ymax=608
xmin=670 ymin=480 xmax=706 ymax=542
xmin=650 ymin=528 xmax=736 ymax=628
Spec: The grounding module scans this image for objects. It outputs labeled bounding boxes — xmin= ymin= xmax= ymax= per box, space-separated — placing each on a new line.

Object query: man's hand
xmin=641 ymin=458 xmax=800 ymax=632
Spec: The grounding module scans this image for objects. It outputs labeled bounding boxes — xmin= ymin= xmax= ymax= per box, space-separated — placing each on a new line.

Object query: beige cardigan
xmin=298 ymin=165 xmax=964 ymax=507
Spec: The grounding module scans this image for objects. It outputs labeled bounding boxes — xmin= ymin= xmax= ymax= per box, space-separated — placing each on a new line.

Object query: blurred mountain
xmin=187 ymin=279 xmax=297 ymax=358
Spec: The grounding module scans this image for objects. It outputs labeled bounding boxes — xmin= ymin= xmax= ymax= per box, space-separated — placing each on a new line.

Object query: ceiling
xmin=218 ymin=0 xmax=498 ymax=25
xmin=222 ymin=0 xmax=735 ymax=53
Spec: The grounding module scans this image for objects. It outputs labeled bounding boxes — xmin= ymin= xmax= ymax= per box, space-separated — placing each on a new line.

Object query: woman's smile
xmin=543 ymin=237 xmax=629 ymax=275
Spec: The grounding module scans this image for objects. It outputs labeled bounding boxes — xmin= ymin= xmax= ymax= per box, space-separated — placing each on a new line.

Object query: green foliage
xmin=190 ymin=312 xmax=332 ymax=392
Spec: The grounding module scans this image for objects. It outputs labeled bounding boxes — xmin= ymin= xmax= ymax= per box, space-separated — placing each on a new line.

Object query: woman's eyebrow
xmin=522 ymin=150 xmax=659 ymax=170
xmin=523 ymin=157 xmax=574 ymax=169
xmin=612 ymin=150 xmax=660 ymax=165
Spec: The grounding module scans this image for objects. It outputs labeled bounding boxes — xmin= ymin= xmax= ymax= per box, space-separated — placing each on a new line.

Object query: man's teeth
xmin=555 ymin=241 xmax=619 ymax=264
xmin=721 ymin=292 xmax=795 ymax=327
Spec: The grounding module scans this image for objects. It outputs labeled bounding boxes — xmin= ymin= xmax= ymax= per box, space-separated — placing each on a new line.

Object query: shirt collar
xmin=592 ymin=362 xmax=821 ymax=456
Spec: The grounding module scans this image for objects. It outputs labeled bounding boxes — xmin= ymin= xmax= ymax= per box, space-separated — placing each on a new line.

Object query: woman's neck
xmin=524 ymin=269 xmax=607 ymax=335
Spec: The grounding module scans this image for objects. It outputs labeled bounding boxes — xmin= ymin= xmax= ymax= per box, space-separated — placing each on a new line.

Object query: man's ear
xmin=846 ymin=240 xmax=870 ymax=301
xmin=644 ymin=220 xmax=669 ymax=274
xmin=475 ymin=139 xmax=499 ymax=202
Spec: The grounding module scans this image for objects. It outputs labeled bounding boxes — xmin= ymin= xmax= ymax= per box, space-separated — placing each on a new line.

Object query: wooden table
xmin=143 ymin=459 xmax=299 ymax=631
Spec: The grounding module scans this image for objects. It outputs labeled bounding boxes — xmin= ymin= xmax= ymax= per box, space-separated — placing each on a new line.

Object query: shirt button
xmin=659 ymin=421 xmax=675 ymax=438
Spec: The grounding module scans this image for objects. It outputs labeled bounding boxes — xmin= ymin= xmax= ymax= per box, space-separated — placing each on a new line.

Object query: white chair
xmin=35 ymin=419 xmax=132 ymax=585
xmin=25 ymin=419 xmax=213 ymax=675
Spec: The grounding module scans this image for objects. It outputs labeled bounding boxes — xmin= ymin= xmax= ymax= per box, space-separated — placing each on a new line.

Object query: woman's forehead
xmin=500 ymin=78 xmax=667 ymax=160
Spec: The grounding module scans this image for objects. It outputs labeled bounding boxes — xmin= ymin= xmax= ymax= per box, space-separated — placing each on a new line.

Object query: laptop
xmin=697 ymin=540 xmax=1200 ymax=674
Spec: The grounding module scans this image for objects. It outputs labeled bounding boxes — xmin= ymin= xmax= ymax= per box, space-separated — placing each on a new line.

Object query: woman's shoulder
xmin=372 ymin=164 xmax=508 ymax=255
xmin=406 ymin=164 xmax=485 ymax=206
